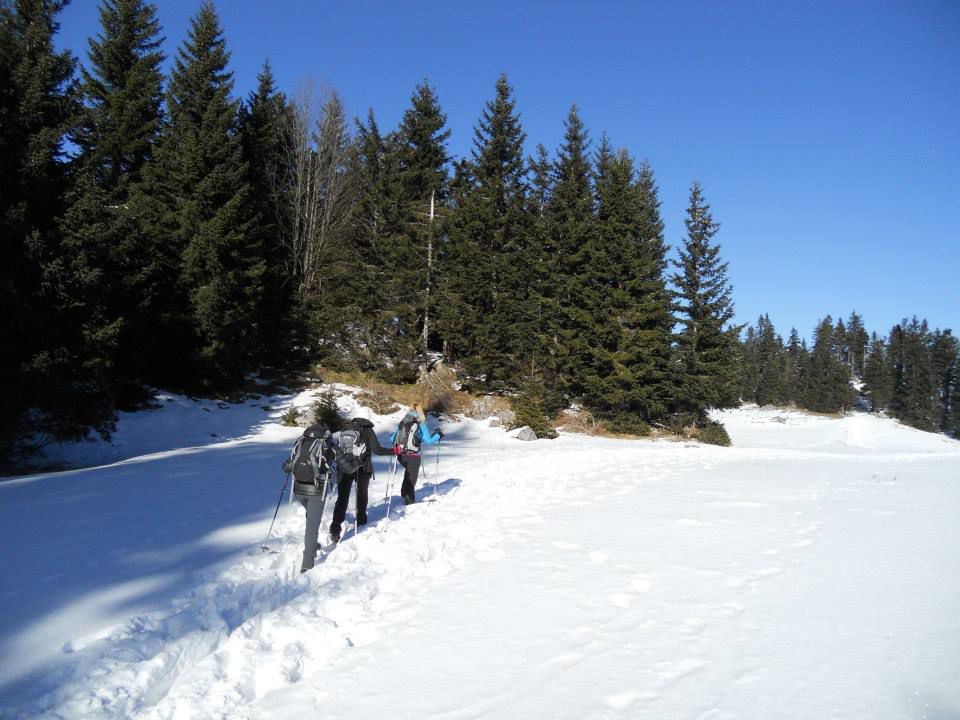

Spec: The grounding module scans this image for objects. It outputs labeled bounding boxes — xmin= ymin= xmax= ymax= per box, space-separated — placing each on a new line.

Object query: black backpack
xmin=335 ymin=422 xmax=368 ymax=474
xmin=393 ymin=417 xmax=421 ymax=455
xmin=288 ymin=424 xmax=333 ymax=489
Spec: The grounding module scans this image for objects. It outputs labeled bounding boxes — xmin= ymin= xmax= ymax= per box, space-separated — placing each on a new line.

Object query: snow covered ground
xmin=1 ymin=396 xmax=958 ymax=719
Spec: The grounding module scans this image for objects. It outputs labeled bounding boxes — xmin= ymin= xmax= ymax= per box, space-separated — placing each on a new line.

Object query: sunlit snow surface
xmin=1 ymin=398 xmax=958 ymax=719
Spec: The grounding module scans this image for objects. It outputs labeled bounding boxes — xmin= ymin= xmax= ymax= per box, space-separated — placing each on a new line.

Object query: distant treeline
xmin=1 ymin=2 xmax=955 ymax=468
xmin=740 ymin=313 xmax=958 ymax=435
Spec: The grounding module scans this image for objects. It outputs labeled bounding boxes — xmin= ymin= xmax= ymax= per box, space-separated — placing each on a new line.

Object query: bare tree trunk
xmin=281 ymin=83 xmax=353 ymax=304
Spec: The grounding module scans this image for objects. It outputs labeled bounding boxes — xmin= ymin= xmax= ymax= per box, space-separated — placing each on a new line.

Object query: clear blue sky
xmin=56 ymin=0 xmax=959 ymax=341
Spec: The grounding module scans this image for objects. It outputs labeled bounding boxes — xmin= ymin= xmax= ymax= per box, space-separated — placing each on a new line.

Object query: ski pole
xmin=262 ymin=471 xmax=291 ymax=549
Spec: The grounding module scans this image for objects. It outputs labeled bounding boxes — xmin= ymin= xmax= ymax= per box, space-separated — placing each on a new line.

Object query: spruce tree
xmin=951 ymin=357 xmax=960 ymax=438
xmin=585 ymin=143 xmax=672 ymax=429
xmin=238 ymin=61 xmax=290 ymax=364
xmin=544 ymin=105 xmax=594 ymax=402
xmin=610 ymin=159 xmax=673 ymax=426
xmin=394 ymin=81 xmax=450 ymax=367
xmin=740 ymin=325 xmax=760 ymax=402
xmin=930 ymin=329 xmax=957 ymax=433
xmin=521 ymin=143 xmax=557 ymax=409
xmin=888 ymin=318 xmax=937 ymax=431
xmin=749 ymin=315 xmax=785 ymax=406
xmin=784 ymin=328 xmax=805 ymax=404
xmin=670 ymin=182 xmax=740 ymax=419
xmin=58 ymin=0 xmax=165 ymax=404
xmin=800 ymin=316 xmax=854 ymax=413
xmin=342 ymin=109 xmax=401 ymax=372
xmin=846 ymin=311 xmax=869 ymax=378
xmin=440 ymin=75 xmax=529 ymax=389
xmin=150 ymin=0 xmax=264 ymax=385
xmin=0 ymin=0 xmax=80 ymax=463
xmin=863 ymin=332 xmax=893 ymax=412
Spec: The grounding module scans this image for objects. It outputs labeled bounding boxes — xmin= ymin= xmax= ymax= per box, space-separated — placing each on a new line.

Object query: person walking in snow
xmin=391 ymin=404 xmax=443 ymax=505
xmin=283 ymin=423 xmax=336 ymax=573
xmin=329 ymin=417 xmax=393 ymax=542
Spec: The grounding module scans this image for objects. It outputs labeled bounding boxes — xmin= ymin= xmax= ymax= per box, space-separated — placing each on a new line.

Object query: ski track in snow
xmin=2 ymin=404 xmax=959 ymax=719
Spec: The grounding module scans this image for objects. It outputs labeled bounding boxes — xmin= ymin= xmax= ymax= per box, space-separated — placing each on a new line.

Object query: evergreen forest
xmin=2 ymin=1 xmax=957 ymax=469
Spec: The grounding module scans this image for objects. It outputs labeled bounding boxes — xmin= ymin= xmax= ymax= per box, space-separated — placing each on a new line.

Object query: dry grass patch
xmin=312 ymin=364 xmax=474 ymax=417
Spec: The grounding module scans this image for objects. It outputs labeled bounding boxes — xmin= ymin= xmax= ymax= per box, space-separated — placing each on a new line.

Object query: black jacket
xmin=349 ymin=417 xmax=393 ymax=475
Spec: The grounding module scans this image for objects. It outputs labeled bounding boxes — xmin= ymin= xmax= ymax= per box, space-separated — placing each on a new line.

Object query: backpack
xmin=335 ymin=422 xmax=368 ymax=474
xmin=394 ymin=417 xmax=421 ymax=455
xmin=289 ymin=424 xmax=332 ymax=489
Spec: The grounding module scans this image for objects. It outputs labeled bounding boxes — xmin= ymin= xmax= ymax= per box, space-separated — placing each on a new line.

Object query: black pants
xmin=330 ymin=467 xmax=370 ymax=536
xmin=398 ymin=454 xmax=421 ymax=504
xmin=297 ymin=494 xmax=326 ymax=572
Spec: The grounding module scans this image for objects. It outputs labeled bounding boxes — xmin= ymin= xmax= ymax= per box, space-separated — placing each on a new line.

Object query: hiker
xmin=329 ymin=417 xmax=393 ymax=542
xmin=392 ymin=404 xmax=443 ymax=505
xmin=283 ymin=423 xmax=335 ymax=573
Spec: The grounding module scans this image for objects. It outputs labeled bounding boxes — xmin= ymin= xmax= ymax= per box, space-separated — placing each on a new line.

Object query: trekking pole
xmin=381 ymin=455 xmax=398 ymax=531
xmin=315 ymin=468 xmax=332 ymax=551
xmin=262 ymin=470 xmax=291 ymax=550
xmin=384 ymin=454 xmax=396 ymax=501
xmin=433 ymin=439 xmax=441 ymax=502
xmin=352 ymin=469 xmax=360 ymax=541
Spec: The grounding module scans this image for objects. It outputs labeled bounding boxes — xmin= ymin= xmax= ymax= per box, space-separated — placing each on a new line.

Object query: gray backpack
xmin=335 ymin=423 xmax=368 ymax=474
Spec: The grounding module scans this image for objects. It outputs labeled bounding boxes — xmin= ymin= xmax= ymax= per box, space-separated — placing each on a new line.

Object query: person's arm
xmin=366 ymin=426 xmax=395 ymax=456
xmin=419 ymin=424 xmax=442 ymax=445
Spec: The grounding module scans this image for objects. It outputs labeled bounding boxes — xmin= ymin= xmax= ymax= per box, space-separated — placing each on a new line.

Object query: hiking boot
xmin=329 ymin=530 xmax=341 ymax=543
xmin=357 ymin=515 xmax=367 ymax=526
xmin=402 ymin=493 xmax=415 ymax=505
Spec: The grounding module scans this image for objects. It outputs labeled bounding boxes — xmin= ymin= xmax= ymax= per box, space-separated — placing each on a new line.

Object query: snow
xmin=1 ymin=396 xmax=959 ymax=719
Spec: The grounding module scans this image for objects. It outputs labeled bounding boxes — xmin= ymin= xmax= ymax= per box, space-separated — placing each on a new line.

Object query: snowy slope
xmin=1 ymin=397 xmax=958 ymax=719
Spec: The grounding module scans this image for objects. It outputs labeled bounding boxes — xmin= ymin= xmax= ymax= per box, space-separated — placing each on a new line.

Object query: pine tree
xmin=750 ymin=315 xmax=784 ymax=406
xmin=150 ymin=0 xmax=264 ymax=385
xmin=670 ymin=182 xmax=740 ymax=419
xmin=799 ymin=316 xmax=854 ymax=413
xmin=863 ymin=332 xmax=893 ymax=412
xmin=740 ymin=325 xmax=760 ymax=402
xmin=521 ymin=143 xmax=557 ymax=409
xmin=394 ymin=81 xmax=450 ymax=369
xmin=440 ymin=75 xmax=529 ymax=390
xmin=238 ymin=61 xmax=290 ymax=364
xmin=783 ymin=328 xmax=805 ymax=404
xmin=888 ymin=318 xmax=938 ymax=431
xmin=846 ymin=311 xmax=869 ymax=378
xmin=0 ymin=0 xmax=80 ymax=463
xmin=341 ymin=109 xmax=401 ymax=372
xmin=57 ymin=0 xmax=166 ymax=404
xmin=950 ymin=356 xmax=960 ymax=438
xmin=611 ymin=159 xmax=673 ymax=425
xmin=544 ymin=105 xmax=594 ymax=402
xmin=584 ymin=142 xmax=672 ymax=429
xmin=930 ymin=329 xmax=957 ymax=433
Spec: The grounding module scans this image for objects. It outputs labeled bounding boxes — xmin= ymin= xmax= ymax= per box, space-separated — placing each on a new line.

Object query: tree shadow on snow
xmin=0 ymin=436 xmax=304 ymax=708
xmin=0 ymin=440 xmax=465 ymax=712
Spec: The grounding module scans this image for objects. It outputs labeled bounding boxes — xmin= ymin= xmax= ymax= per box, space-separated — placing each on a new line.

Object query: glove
xmin=437 ymin=431 xmax=445 ymax=440
xmin=282 ymin=460 xmax=293 ymax=473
